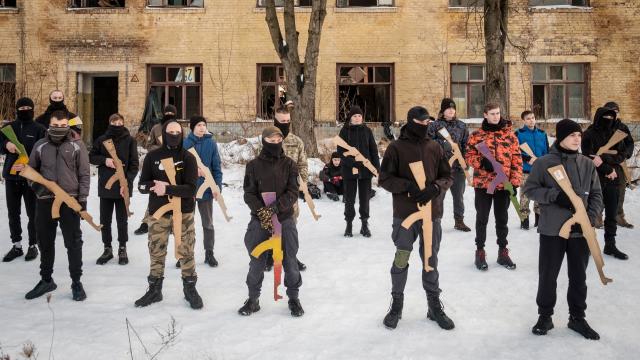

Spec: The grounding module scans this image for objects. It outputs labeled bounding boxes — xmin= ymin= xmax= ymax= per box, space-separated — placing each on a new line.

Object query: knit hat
xmin=262 ymin=126 xmax=283 ymax=139
xmin=347 ymin=106 xmax=363 ymax=122
xmin=163 ymin=104 xmax=177 ymax=116
xmin=189 ymin=115 xmax=206 ymax=131
xmin=16 ymin=97 xmax=34 ymax=109
xmin=555 ymin=118 xmax=582 ymax=144
xmin=439 ymin=98 xmax=456 ymax=115
xmin=406 ymin=106 xmax=430 ymax=122
xmin=604 ymin=101 xmax=620 ymax=112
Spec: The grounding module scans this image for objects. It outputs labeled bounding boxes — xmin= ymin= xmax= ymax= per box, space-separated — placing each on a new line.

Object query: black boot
xmin=25 ymin=245 xmax=39 ymax=261
xmin=497 ymin=247 xmax=517 ymax=270
xmin=134 ymin=222 xmax=148 ymax=235
xmin=532 ymin=315 xmax=554 ymax=335
xmin=25 ymin=279 xmax=57 ymax=300
xmin=288 ymin=298 xmax=305 ymax=317
xmin=176 ymin=260 xmax=181 ymax=268
xmin=182 ymin=276 xmax=203 ymax=309
xmin=360 ymin=220 xmax=371 ymax=238
xmin=96 ymin=247 xmax=114 ymax=265
xmin=238 ymin=298 xmax=260 ymax=316
xmin=118 ymin=246 xmax=129 ymax=265
xmin=205 ymin=250 xmax=218 ymax=267
xmin=71 ymin=281 xmax=87 ymax=301
xmin=135 ymin=276 xmax=164 ymax=307
xmin=3 ymin=245 xmax=24 ymax=262
xmin=454 ymin=217 xmax=471 ymax=232
xmin=383 ymin=293 xmax=404 ymax=330
xmin=534 ymin=213 xmax=540 ymax=227
xmin=603 ymin=243 xmax=629 ymax=260
xmin=344 ymin=221 xmax=353 ymax=237
xmin=327 ymin=193 xmax=340 ymax=202
xmin=475 ymin=249 xmax=488 ymax=271
xmin=520 ymin=217 xmax=530 ymax=230
xmin=427 ymin=294 xmax=455 ymax=330
xmin=568 ymin=316 xmax=600 ymax=340
xmin=297 ymin=259 xmax=307 ymax=271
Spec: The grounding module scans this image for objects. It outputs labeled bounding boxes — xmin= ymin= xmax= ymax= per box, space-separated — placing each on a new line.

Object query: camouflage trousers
xmin=519 ymin=173 xmax=540 ymax=218
xmin=148 ymin=212 xmax=196 ymax=278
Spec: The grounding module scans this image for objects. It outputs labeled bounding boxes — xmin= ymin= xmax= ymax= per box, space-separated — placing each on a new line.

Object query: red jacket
xmin=465 ymin=119 xmax=523 ymax=190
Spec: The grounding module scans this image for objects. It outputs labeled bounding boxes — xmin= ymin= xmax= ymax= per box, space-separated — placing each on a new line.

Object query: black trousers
xmin=6 ymin=179 xmax=37 ymax=246
xmin=323 ymin=181 xmax=343 ymax=195
xmin=343 ymin=178 xmax=371 ymax=221
xmin=536 ymin=234 xmax=589 ymax=318
xmin=36 ymin=199 xmax=83 ymax=282
xmin=474 ymin=188 xmax=510 ymax=249
xmin=100 ymin=197 xmax=129 ymax=247
xmin=601 ymin=181 xmax=619 ymax=245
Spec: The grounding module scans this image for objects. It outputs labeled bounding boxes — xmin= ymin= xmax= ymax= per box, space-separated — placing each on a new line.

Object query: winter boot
xmin=25 ymin=279 xmax=57 ymax=300
xmin=344 ymin=221 xmax=353 ymax=237
xmin=118 ymin=246 xmax=129 ymax=265
xmin=427 ymin=294 xmax=455 ymax=330
xmin=521 ymin=217 xmax=530 ymax=230
xmin=603 ymin=243 xmax=629 ymax=260
xmin=475 ymin=249 xmax=488 ymax=271
xmin=238 ymin=298 xmax=260 ymax=316
xmin=616 ymin=215 xmax=634 ymax=229
xmin=182 ymin=276 xmax=203 ymax=309
xmin=175 ymin=260 xmax=181 ymax=268
xmin=297 ymin=259 xmax=307 ymax=271
xmin=534 ymin=213 xmax=540 ymax=227
xmin=454 ymin=217 xmax=471 ymax=232
xmin=360 ymin=220 xmax=371 ymax=238
xmin=568 ymin=316 xmax=600 ymax=340
xmin=134 ymin=276 xmax=164 ymax=307
xmin=134 ymin=222 xmax=148 ymax=235
xmin=383 ymin=293 xmax=404 ymax=330
xmin=265 ymin=252 xmax=274 ymax=272
xmin=205 ymin=250 xmax=218 ymax=267
xmin=3 ymin=245 xmax=23 ymax=262
xmin=497 ymin=248 xmax=517 ymax=270
xmin=288 ymin=298 xmax=305 ymax=317
xmin=24 ymin=245 xmax=39 ymax=261
xmin=96 ymin=247 xmax=114 ymax=265
xmin=532 ymin=315 xmax=554 ymax=335
xmin=594 ymin=214 xmax=603 ymax=229
xmin=71 ymin=281 xmax=87 ymax=301
xmin=327 ymin=193 xmax=340 ymax=202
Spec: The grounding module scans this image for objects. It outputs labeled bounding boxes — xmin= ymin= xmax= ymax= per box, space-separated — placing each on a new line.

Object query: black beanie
xmin=16 ymin=97 xmax=34 ymax=109
xmin=163 ymin=104 xmax=177 ymax=116
xmin=439 ymin=98 xmax=456 ymax=115
xmin=190 ymin=115 xmax=206 ymax=131
xmin=555 ymin=118 xmax=582 ymax=144
xmin=347 ymin=106 xmax=363 ymax=122
xmin=604 ymin=101 xmax=619 ymax=112
xmin=407 ymin=106 xmax=430 ymax=122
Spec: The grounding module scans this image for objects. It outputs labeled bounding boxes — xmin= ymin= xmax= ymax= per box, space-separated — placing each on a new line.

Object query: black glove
xmin=257 ymin=206 xmax=275 ymax=232
xmin=411 ymin=183 xmax=440 ymax=206
xmin=570 ymin=224 xmax=583 ymax=234
xmin=79 ymin=200 xmax=87 ymax=211
xmin=554 ymin=191 xmax=574 ymax=211
xmin=407 ymin=183 xmax=422 ymax=198
xmin=480 ymin=157 xmax=494 ymax=172
xmin=522 ymin=154 xmax=532 ymax=163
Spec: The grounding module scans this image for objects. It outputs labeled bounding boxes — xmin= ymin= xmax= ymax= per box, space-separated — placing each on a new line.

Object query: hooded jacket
xmin=523 ymin=144 xmax=603 ymax=237
xmin=183 ymin=132 xmax=223 ymax=201
xmin=90 ymin=127 xmax=139 ymax=199
xmin=337 ymin=122 xmax=380 ymax=180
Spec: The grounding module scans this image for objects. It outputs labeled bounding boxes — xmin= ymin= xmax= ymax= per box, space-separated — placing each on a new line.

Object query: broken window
xmin=0 ymin=64 xmax=16 ymax=121
xmin=448 ymin=0 xmax=481 ymax=6
xmin=147 ymin=0 xmax=203 ymax=7
xmin=450 ymin=64 xmax=487 ymax=119
xmin=337 ymin=64 xmax=394 ymax=123
xmin=256 ymin=0 xmax=312 ymax=7
xmin=336 ymin=0 xmax=394 ymax=7
xmin=69 ymin=0 xmax=125 ymax=7
xmin=0 ymin=0 xmax=17 ymax=7
xmin=531 ymin=63 xmax=587 ymax=120
xmin=147 ymin=65 xmax=202 ymax=120
xmin=257 ymin=64 xmax=293 ymax=120
xmin=529 ymin=0 xmax=588 ymax=6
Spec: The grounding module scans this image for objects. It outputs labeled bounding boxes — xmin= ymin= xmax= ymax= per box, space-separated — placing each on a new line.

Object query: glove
xmin=407 ymin=182 xmax=422 ymax=198
xmin=554 ymin=191 xmax=574 ymax=212
xmin=570 ymin=224 xmax=583 ymax=234
xmin=79 ymin=201 xmax=87 ymax=211
xmin=257 ymin=206 xmax=275 ymax=232
xmin=331 ymin=176 xmax=342 ymax=185
xmin=410 ymin=183 xmax=440 ymax=206
xmin=480 ymin=157 xmax=494 ymax=172
xmin=522 ymin=154 xmax=532 ymax=163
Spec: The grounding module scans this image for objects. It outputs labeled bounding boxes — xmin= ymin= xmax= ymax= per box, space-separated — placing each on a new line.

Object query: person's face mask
xmin=48 ymin=126 xmax=69 ymax=144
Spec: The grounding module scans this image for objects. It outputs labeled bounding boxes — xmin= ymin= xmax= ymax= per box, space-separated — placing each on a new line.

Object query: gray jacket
xmin=29 ymin=133 xmax=91 ymax=201
xmin=522 ymin=144 xmax=603 ymax=238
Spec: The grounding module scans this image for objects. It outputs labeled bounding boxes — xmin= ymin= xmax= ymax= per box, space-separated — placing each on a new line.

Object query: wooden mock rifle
xmin=547 ymin=165 xmax=613 ymax=285
xmin=102 ymin=139 xmax=132 ymax=217
xmin=437 ymin=127 xmax=473 ymax=186
xmin=187 ymin=148 xmax=232 ymax=222
xmin=400 ymin=162 xmax=434 ymax=272
xmin=151 ymin=158 xmax=183 ymax=260
xmin=1 ymin=126 xmax=29 ymax=175
xmin=19 ymin=165 xmax=102 ymax=231
xmin=519 ymin=143 xmax=537 ymax=164
xmin=250 ymin=192 xmax=284 ymax=301
xmin=333 ymin=135 xmax=379 ymax=177
xmin=298 ymin=175 xmax=321 ymax=221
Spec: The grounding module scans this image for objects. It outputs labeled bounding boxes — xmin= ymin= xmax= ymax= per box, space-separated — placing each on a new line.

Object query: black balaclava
xmin=405 ymin=106 xmax=430 ymax=140
xmin=162 ymin=104 xmax=178 ymax=125
xmin=261 ymin=126 xmax=284 ymax=158
xmin=48 ymin=127 xmax=69 ymax=145
xmin=16 ymin=97 xmax=34 ymax=122
xmin=274 ymin=118 xmax=290 ymax=138
xmin=107 ymin=124 xmax=127 ymax=139
xmin=49 ymin=94 xmax=66 ymax=112
xmin=162 ymin=120 xmax=183 ymax=150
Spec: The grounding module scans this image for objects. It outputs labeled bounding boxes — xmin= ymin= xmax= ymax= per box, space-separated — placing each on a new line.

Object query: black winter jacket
xmin=90 ymin=128 xmax=139 ymax=199
xmin=0 ymin=119 xmax=47 ymax=180
xmin=337 ymin=123 xmax=380 ymax=180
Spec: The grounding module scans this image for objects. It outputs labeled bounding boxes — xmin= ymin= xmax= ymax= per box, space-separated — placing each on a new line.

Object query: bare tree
xmin=264 ymin=0 xmax=327 ymax=157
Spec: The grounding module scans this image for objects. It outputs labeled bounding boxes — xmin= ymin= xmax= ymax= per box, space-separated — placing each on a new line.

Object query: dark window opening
xmin=256 ymin=0 xmax=312 ymax=7
xmin=0 ymin=64 xmax=16 ymax=121
xmin=0 ymin=0 xmax=17 ymax=7
xmin=529 ymin=0 xmax=588 ymax=6
xmin=336 ymin=0 xmax=394 ymax=7
xmin=449 ymin=0 xmax=481 ymax=6
xmin=337 ymin=64 xmax=394 ymax=123
xmin=147 ymin=64 xmax=202 ymax=120
xmin=69 ymin=0 xmax=125 ymax=7
xmin=257 ymin=64 xmax=293 ymax=120
xmin=147 ymin=0 xmax=203 ymax=7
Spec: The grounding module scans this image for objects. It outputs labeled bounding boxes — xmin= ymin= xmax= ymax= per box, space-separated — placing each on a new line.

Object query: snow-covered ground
xmin=0 ymin=164 xmax=639 ymax=360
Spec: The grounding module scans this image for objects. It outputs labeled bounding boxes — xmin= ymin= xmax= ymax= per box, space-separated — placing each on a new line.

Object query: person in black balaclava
xmin=0 ymin=98 xmax=47 ymax=262
xmin=89 ymin=113 xmax=139 ymax=266
xmin=135 ymin=119 xmax=202 ymax=310
xmin=35 ymin=90 xmax=78 ymax=129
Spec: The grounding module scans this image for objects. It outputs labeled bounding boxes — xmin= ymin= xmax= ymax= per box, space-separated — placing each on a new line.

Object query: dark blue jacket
xmin=183 ymin=132 xmax=222 ymax=201
xmin=516 ymin=126 xmax=549 ymax=173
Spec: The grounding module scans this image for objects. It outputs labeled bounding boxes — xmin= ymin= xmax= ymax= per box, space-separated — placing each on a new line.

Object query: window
xmin=337 ymin=64 xmax=394 ymax=123
xmin=529 ymin=0 xmax=588 ymax=6
xmin=256 ymin=0 xmax=312 ymax=6
xmin=69 ymin=0 xmax=125 ymax=7
xmin=0 ymin=0 xmax=16 ymax=7
xmin=336 ymin=0 xmax=394 ymax=7
xmin=147 ymin=0 xmax=203 ymax=7
xmin=449 ymin=0 xmax=481 ymax=6
xmin=147 ymin=65 xmax=202 ymax=120
xmin=0 ymin=64 xmax=16 ymax=121
xmin=450 ymin=64 xmax=487 ymax=119
xmin=531 ymin=63 xmax=588 ymax=120
xmin=257 ymin=64 xmax=290 ymax=120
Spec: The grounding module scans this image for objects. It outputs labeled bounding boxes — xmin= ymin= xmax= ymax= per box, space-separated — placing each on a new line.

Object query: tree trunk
xmin=265 ymin=0 xmax=327 ymax=157
xmin=484 ymin=0 xmax=508 ymax=115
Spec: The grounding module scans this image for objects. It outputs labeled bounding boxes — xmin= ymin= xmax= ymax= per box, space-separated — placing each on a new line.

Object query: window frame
xmin=531 ymin=63 xmax=590 ymax=120
xmin=147 ymin=64 xmax=203 ymax=121
xmin=528 ymin=0 xmax=589 ymax=7
xmin=69 ymin=0 xmax=125 ymax=7
xmin=448 ymin=0 xmax=482 ymax=7
xmin=450 ymin=64 xmax=486 ymax=119
xmin=147 ymin=0 xmax=203 ymax=8
xmin=256 ymin=0 xmax=312 ymax=7
xmin=336 ymin=0 xmax=395 ymax=7
xmin=0 ymin=64 xmax=17 ymax=121
xmin=256 ymin=63 xmax=290 ymax=121
xmin=336 ymin=63 xmax=395 ymax=123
